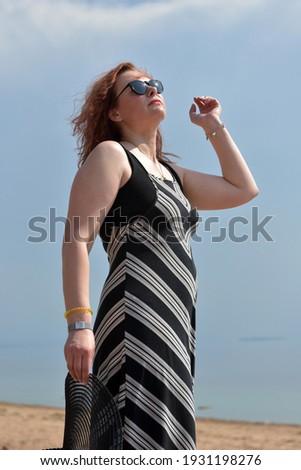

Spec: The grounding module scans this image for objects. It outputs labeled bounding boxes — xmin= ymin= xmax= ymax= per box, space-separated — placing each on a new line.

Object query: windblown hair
xmin=71 ymin=62 xmax=171 ymax=167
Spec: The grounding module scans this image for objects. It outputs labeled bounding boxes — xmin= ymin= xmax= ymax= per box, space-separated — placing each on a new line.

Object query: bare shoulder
xmin=66 ymin=141 xmax=131 ymax=238
xmin=81 ymin=141 xmax=128 ymax=170
xmin=75 ymin=141 xmax=131 ymax=186
xmin=67 ymin=141 xmax=131 ymax=217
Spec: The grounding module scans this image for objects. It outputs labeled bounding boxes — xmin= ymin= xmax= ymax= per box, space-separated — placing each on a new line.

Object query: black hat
xmin=48 ymin=373 xmax=123 ymax=450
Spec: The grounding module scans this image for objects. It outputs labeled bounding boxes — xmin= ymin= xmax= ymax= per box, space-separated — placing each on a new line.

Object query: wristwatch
xmin=68 ymin=321 xmax=93 ymax=333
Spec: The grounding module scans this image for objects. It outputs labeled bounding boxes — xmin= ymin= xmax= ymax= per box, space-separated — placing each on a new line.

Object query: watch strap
xmin=68 ymin=321 xmax=93 ymax=333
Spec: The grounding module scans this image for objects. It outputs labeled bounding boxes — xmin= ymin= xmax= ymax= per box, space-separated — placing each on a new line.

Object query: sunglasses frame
xmin=114 ymin=79 xmax=164 ymax=102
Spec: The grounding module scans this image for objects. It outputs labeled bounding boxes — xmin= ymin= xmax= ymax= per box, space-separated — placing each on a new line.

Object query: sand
xmin=0 ymin=402 xmax=300 ymax=450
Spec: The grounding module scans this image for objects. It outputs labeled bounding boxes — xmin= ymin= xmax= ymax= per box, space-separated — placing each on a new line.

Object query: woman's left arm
xmin=175 ymin=96 xmax=259 ymax=210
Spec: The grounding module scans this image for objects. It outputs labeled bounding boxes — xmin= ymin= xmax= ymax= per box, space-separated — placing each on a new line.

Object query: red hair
xmin=71 ymin=62 xmax=171 ymax=167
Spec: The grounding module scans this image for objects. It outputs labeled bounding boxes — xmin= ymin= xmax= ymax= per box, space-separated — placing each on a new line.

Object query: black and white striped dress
xmin=93 ymin=146 xmax=199 ymax=449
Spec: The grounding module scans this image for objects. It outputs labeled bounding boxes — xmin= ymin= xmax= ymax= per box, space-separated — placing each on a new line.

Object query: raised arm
xmin=174 ymin=96 xmax=259 ymax=210
xmin=62 ymin=141 xmax=130 ymax=383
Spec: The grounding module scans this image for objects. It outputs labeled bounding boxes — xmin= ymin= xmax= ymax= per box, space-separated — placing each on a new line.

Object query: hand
xmin=64 ymin=329 xmax=95 ymax=384
xmin=189 ymin=96 xmax=222 ymax=132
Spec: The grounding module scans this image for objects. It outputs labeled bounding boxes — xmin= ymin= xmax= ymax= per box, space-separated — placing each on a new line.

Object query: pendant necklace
xmin=137 ymin=146 xmax=165 ymax=180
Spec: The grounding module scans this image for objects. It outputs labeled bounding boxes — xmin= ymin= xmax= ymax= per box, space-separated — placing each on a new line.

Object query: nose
xmin=146 ymin=84 xmax=158 ymax=96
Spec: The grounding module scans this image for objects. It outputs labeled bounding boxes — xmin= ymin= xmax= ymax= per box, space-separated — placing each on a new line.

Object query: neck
xmin=121 ymin=130 xmax=158 ymax=162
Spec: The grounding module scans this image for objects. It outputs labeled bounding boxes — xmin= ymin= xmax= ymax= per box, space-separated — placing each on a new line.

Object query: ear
xmin=109 ymin=107 xmax=122 ymax=122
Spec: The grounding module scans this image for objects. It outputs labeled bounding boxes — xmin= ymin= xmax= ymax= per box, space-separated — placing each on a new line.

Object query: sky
xmin=0 ymin=0 xmax=300 ymax=424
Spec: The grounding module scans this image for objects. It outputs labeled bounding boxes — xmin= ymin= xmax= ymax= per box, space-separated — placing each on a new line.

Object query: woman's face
xmin=112 ymin=70 xmax=166 ymax=130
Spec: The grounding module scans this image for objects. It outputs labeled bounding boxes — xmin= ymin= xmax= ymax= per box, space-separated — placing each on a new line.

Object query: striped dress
xmin=93 ymin=146 xmax=199 ymax=449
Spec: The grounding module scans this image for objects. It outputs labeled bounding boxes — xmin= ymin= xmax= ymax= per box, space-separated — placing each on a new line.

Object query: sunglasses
xmin=114 ymin=79 xmax=164 ymax=102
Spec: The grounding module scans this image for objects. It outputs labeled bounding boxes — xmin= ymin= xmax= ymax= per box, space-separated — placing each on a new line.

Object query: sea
xmin=1 ymin=341 xmax=300 ymax=426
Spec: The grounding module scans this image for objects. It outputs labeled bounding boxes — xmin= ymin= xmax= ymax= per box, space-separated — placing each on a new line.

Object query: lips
xmin=148 ymin=99 xmax=162 ymax=106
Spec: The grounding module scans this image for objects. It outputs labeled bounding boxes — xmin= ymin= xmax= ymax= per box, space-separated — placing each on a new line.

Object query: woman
xmin=63 ymin=62 xmax=259 ymax=450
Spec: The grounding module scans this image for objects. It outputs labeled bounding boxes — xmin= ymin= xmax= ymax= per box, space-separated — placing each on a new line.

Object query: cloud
xmin=0 ymin=0 xmax=270 ymax=55
xmin=0 ymin=0 xmax=299 ymax=75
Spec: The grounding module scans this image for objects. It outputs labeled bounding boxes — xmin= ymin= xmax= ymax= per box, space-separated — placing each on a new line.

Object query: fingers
xmin=73 ymin=357 xmax=91 ymax=384
xmin=72 ymin=354 xmax=84 ymax=382
xmin=81 ymin=354 xmax=92 ymax=384
xmin=190 ymin=96 xmax=220 ymax=113
xmin=194 ymin=95 xmax=215 ymax=102
xmin=64 ymin=331 xmax=95 ymax=384
xmin=67 ymin=350 xmax=92 ymax=384
xmin=194 ymin=96 xmax=220 ymax=110
xmin=189 ymin=103 xmax=196 ymax=117
xmin=194 ymin=96 xmax=205 ymax=107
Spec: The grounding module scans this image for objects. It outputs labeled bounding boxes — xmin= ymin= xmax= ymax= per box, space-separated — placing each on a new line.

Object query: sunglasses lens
xmin=149 ymin=80 xmax=164 ymax=94
xmin=130 ymin=81 xmax=148 ymax=95
xmin=129 ymin=80 xmax=164 ymax=95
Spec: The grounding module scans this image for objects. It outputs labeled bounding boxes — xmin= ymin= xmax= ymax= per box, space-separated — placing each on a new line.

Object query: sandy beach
xmin=0 ymin=402 xmax=300 ymax=450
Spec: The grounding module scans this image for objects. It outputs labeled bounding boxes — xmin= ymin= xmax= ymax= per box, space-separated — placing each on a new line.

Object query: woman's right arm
xmin=62 ymin=141 xmax=130 ymax=383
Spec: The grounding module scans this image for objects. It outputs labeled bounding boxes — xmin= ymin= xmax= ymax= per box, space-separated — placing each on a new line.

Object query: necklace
xmin=136 ymin=146 xmax=166 ymax=180
xmin=121 ymin=140 xmax=166 ymax=180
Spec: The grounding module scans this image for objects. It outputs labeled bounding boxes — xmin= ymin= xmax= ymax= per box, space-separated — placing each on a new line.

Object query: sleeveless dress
xmin=93 ymin=146 xmax=199 ymax=450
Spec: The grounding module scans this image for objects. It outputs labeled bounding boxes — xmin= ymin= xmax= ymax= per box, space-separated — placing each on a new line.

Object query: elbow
xmin=62 ymin=235 xmax=91 ymax=259
xmin=242 ymin=184 xmax=260 ymax=204
xmin=249 ymin=183 xmax=260 ymax=200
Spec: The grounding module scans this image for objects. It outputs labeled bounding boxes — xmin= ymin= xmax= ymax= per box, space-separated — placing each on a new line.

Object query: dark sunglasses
xmin=114 ymin=79 xmax=164 ymax=102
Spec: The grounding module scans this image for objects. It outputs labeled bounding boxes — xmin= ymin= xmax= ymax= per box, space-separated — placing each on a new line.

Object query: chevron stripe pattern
xmin=93 ymin=151 xmax=199 ymax=449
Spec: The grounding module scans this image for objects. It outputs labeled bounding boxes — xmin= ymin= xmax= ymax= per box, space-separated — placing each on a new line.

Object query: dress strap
xmin=161 ymin=161 xmax=184 ymax=190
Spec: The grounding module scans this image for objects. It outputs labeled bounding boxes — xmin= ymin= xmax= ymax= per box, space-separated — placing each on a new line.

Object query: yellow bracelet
xmin=64 ymin=307 xmax=93 ymax=319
